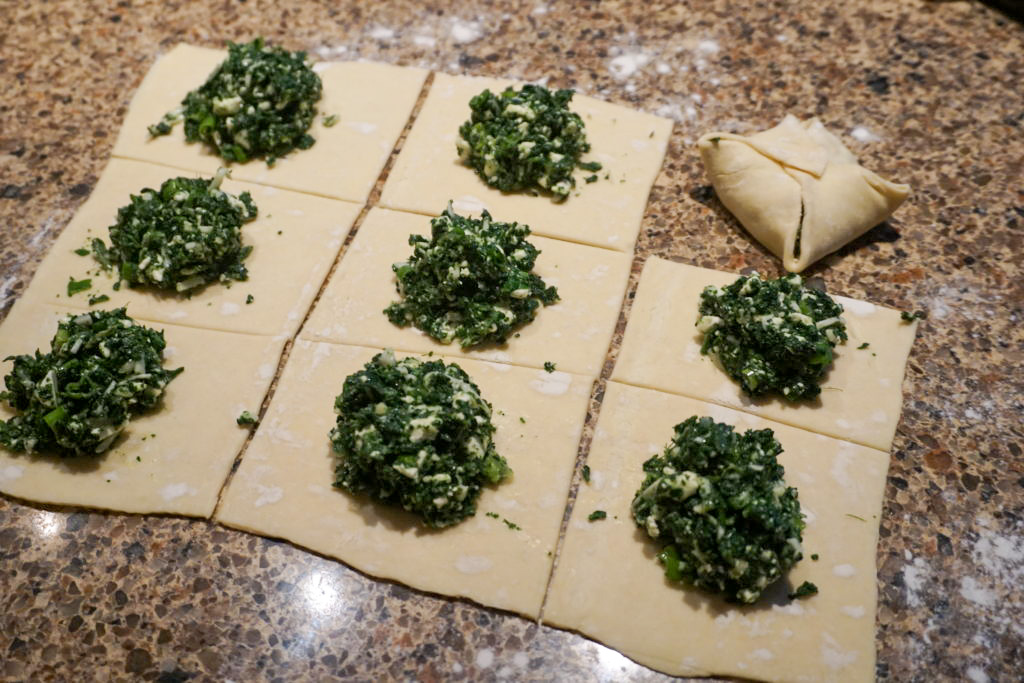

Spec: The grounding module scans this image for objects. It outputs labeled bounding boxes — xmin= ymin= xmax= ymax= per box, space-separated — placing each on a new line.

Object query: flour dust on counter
xmin=0 ymin=301 xmax=286 ymax=517
xmin=378 ymin=72 xmax=673 ymax=252
xmin=112 ymin=43 xmax=428 ymax=203
xmin=216 ymin=340 xmax=593 ymax=618
xmin=613 ymin=257 xmax=919 ymax=452
xmin=15 ymin=158 xmax=362 ymax=338
xmin=299 ymin=207 xmax=631 ymax=377
xmin=544 ymin=381 xmax=889 ymax=682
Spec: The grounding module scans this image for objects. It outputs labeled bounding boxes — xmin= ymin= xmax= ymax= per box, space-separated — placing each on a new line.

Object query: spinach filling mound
xmin=631 ymin=416 xmax=806 ymax=604
xmin=697 ymin=272 xmax=847 ymax=401
xmin=0 ymin=309 xmax=183 ymax=457
xmin=94 ymin=169 xmax=257 ymax=293
xmin=149 ymin=37 xmax=322 ymax=165
xmin=384 ymin=203 xmax=559 ymax=349
xmin=457 ymin=84 xmax=600 ymax=200
xmin=329 ymin=350 xmax=511 ymax=528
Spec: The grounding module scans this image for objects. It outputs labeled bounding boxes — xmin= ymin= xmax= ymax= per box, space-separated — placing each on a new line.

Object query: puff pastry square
xmin=698 ymin=115 xmax=910 ymax=272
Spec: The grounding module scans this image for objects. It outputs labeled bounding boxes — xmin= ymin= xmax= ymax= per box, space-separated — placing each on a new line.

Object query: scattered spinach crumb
xmin=136 ymin=455 xmax=141 ymax=462
xmin=486 ymin=511 xmax=500 ymax=519
xmin=588 ymin=510 xmax=607 ymax=522
xmin=811 ymin=553 xmax=819 ymax=561
xmin=585 ymin=174 xmax=598 ymax=183
xmin=502 ymin=518 xmax=521 ymax=531
xmin=236 ymin=410 xmax=257 ymax=425
xmin=901 ymin=310 xmax=926 ymax=323
xmin=245 ymin=294 xmax=254 ymax=305
xmin=519 ymin=416 xmax=526 ymax=424
xmin=857 ymin=342 xmax=870 ymax=350
xmin=329 ymin=350 xmax=511 ymax=528
xmin=67 ymin=277 xmax=92 ymax=296
xmin=88 ymin=294 xmax=110 ymax=306
xmin=697 ymin=272 xmax=848 ymax=401
xmin=0 ymin=308 xmax=183 ymax=457
xmin=74 ymin=247 xmax=91 ymax=257
xmin=94 ymin=168 xmax=257 ymax=293
xmin=149 ymin=38 xmax=323 ymax=165
xmin=457 ymin=83 xmax=599 ymax=200
xmin=846 ymin=513 xmax=867 ymax=522
xmin=543 ymin=361 xmax=556 ymax=373
xmin=385 ymin=203 xmax=559 ymax=348
xmin=788 ymin=581 xmax=819 ymax=600
xmin=322 ymin=113 xmax=340 ymax=128
xmin=709 ymin=136 xmax=721 ymax=144
xmin=631 ymin=416 xmax=807 ymax=604
xmin=581 ymin=464 xmax=591 ymax=483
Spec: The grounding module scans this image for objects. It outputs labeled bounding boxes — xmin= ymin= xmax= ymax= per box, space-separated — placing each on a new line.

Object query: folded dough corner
xmin=697 ymin=115 xmax=910 ymax=272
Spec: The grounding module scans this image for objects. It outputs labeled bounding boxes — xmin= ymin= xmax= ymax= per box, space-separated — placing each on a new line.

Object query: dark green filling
xmin=457 ymin=84 xmax=599 ymax=200
xmin=329 ymin=350 xmax=511 ymax=528
xmin=149 ymin=38 xmax=322 ymax=165
xmin=385 ymin=203 xmax=558 ymax=349
xmin=631 ymin=416 xmax=806 ymax=604
xmin=697 ymin=272 xmax=847 ymax=401
xmin=0 ymin=309 xmax=183 ymax=457
xmin=95 ymin=169 xmax=257 ymax=293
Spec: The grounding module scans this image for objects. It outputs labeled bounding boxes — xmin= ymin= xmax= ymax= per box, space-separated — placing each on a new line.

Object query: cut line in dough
xmin=612 ymin=257 xmax=918 ymax=451
xmin=544 ymin=380 xmax=888 ymax=682
xmin=0 ymin=300 xmax=286 ymax=518
xmin=17 ymin=158 xmax=362 ymax=338
xmin=216 ymin=340 xmax=594 ymax=619
xmin=112 ymin=44 xmax=428 ymax=203
xmin=299 ymin=206 xmax=632 ymax=377
xmin=378 ymin=72 xmax=673 ymax=252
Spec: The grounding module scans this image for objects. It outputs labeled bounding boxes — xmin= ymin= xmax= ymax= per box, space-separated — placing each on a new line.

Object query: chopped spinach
xmin=457 ymin=84 xmax=598 ymax=200
xmin=543 ymin=361 xmax=556 ymax=373
xmin=581 ymin=464 xmax=591 ymax=483
xmin=0 ymin=309 xmax=183 ymax=457
xmin=857 ymin=342 xmax=870 ymax=350
xmin=67 ymin=277 xmax=92 ymax=296
xmin=149 ymin=38 xmax=322 ymax=165
xmin=588 ymin=510 xmax=607 ymax=522
xmin=74 ymin=247 xmax=91 ymax=257
xmin=88 ymin=294 xmax=110 ymax=306
xmin=236 ymin=410 xmax=257 ymax=425
xmin=631 ymin=416 xmax=806 ymax=604
xmin=95 ymin=168 xmax=257 ymax=293
xmin=697 ymin=272 xmax=847 ymax=401
xmin=788 ymin=581 xmax=818 ymax=600
xmin=245 ymin=294 xmax=254 ymax=305
xmin=385 ymin=203 xmax=559 ymax=348
xmin=901 ymin=310 xmax=926 ymax=323
xmin=329 ymin=350 xmax=511 ymax=528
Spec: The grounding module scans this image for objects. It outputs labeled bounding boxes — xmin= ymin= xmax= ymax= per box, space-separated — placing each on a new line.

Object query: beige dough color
xmin=216 ymin=340 xmax=593 ymax=619
xmin=612 ymin=257 xmax=918 ymax=451
xmin=698 ymin=115 xmax=910 ymax=272
xmin=18 ymin=158 xmax=362 ymax=337
xmin=112 ymin=44 xmax=428 ymax=203
xmin=544 ymin=381 xmax=888 ymax=682
xmin=300 ymin=207 xmax=631 ymax=376
xmin=378 ymin=73 xmax=673 ymax=252
xmin=0 ymin=301 xmax=286 ymax=518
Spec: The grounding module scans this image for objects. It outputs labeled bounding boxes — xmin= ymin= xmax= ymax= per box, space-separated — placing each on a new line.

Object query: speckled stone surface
xmin=1 ymin=1 xmax=1022 ymax=681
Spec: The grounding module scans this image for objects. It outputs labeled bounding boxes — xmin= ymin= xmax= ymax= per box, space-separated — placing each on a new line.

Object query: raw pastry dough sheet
xmin=612 ymin=257 xmax=918 ymax=451
xmin=544 ymin=381 xmax=888 ymax=682
xmin=0 ymin=300 xmax=286 ymax=518
xmin=112 ymin=44 xmax=428 ymax=203
xmin=216 ymin=340 xmax=594 ymax=619
xmin=300 ymin=207 xmax=632 ymax=377
xmin=378 ymin=73 xmax=673 ymax=252
xmin=18 ymin=158 xmax=362 ymax=337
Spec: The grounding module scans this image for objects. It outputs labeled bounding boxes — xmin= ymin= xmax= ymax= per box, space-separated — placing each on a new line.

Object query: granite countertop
xmin=1 ymin=1 xmax=1022 ymax=680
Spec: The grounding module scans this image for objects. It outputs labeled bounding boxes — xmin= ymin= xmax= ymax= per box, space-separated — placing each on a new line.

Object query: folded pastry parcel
xmin=698 ymin=115 xmax=910 ymax=272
